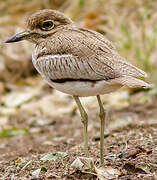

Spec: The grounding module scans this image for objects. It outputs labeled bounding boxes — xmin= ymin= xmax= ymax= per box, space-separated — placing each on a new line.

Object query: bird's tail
xmin=109 ymin=76 xmax=151 ymax=89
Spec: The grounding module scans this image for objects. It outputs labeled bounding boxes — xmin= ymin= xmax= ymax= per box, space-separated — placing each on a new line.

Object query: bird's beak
xmin=5 ymin=30 xmax=32 ymax=43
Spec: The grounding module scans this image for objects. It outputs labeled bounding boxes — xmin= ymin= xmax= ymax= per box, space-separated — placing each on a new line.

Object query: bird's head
xmin=6 ymin=9 xmax=73 ymax=44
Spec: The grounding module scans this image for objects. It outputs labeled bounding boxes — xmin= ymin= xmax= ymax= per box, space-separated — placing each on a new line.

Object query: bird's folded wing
xmin=65 ymin=28 xmax=148 ymax=79
xmin=34 ymin=52 xmax=148 ymax=84
xmin=34 ymin=54 xmax=116 ymax=81
xmin=97 ymin=53 xmax=148 ymax=78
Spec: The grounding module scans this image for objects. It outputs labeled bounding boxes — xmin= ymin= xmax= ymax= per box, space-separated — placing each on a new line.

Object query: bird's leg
xmin=97 ymin=95 xmax=106 ymax=165
xmin=73 ymin=96 xmax=88 ymax=156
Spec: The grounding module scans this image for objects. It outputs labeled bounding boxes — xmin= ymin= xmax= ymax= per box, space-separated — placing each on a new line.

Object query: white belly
xmin=45 ymin=78 xmax=122 ymax=97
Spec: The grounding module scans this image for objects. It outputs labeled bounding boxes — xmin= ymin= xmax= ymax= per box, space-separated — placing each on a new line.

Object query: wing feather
xmin=66 ymin=28 xmax=148 ymax=79
xmin=34 ymin=54 xmax=108 ymax=80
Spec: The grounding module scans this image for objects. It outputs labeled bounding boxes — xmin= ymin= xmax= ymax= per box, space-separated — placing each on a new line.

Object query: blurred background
xmin=1 ymin=0 xmax=156 ymax=120
xmin=0 ymin=0 xmax=157 ymax=179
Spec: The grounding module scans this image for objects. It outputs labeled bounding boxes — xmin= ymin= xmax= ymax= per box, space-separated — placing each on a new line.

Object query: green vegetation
xmin=0 ymin=127 xmax=28 ymax=138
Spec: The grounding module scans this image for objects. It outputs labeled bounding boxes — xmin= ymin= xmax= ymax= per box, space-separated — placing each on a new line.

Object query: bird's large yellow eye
xmin=41 ymin=20 xmax=54 ymax=31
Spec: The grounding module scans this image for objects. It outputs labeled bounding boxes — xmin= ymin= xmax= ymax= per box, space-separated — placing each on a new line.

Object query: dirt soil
xmin=0 ymin=96 xmax=157 ymax=180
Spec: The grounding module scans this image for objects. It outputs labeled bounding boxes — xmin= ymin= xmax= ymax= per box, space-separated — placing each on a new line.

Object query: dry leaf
xmin=119 ymin=146 xmax=150 ymax=159
xmin=71 ymin=157 xmax=94 ymax=170
xmin=94 ymin=166 xmax=121 ymax=180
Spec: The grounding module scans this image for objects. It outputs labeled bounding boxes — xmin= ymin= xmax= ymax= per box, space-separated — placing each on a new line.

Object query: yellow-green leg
xmin=73 ymin=96 xmax=88 ymax=156
xmin=97 ymin=95 xmax=106 ymax=165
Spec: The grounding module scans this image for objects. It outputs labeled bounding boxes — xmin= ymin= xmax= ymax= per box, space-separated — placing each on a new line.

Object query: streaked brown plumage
xmin=6 ymin=9 xmax=150 ymax=165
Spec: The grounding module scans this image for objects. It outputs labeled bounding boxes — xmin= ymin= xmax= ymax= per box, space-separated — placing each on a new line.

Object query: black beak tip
xmin=5 ymin=30 xmax=31 ymax=43
xmin=5 ymin=39 xmax=11 ymax=43
xmin=5 ymin=36 xmax=19 ymax=43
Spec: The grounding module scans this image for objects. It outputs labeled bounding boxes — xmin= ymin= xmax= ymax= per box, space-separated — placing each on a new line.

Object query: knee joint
xmin=81 ymin=111 xmax=88 ymax=124
xmin=99 ymin=108 xmax=106 ymax=119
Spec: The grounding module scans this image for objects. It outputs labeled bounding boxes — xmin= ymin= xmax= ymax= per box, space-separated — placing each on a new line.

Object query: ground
xmin=0 ymin=87 xmax=157 ymax=179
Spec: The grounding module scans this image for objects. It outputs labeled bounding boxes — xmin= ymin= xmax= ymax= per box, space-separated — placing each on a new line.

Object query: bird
xmin=6 ymin=9 xmax=150 ymax=165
